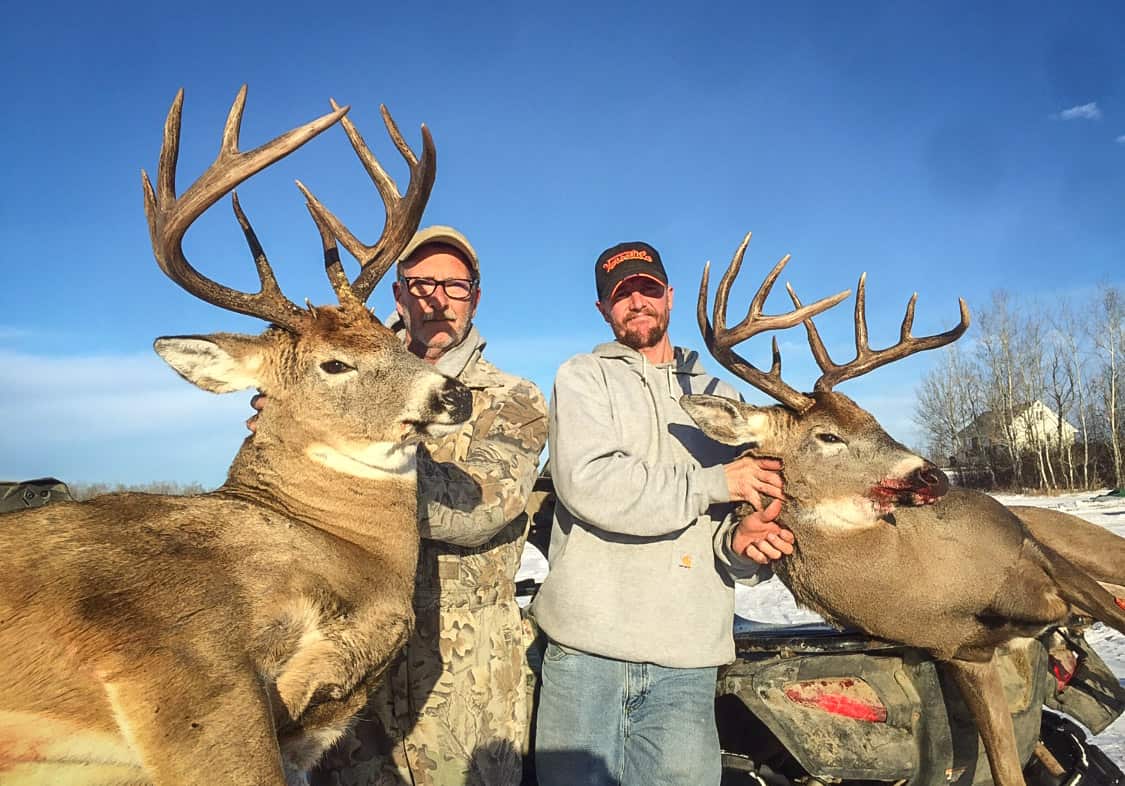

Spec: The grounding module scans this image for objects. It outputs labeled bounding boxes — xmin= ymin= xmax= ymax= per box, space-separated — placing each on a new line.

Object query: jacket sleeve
xmin=549 ymin=357 xmax=730 ymax=537
xmin=416 ymin=379 xmax=548 ymax=548
xmin=712 ymin=510 xmax=773 ymax=584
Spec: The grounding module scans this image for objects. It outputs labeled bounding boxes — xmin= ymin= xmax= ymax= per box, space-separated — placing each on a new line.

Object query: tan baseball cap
xmin=398 ymin=225 xmax=480 ymax=280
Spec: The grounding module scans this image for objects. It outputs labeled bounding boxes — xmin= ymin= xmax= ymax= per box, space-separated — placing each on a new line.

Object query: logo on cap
xmin=602 ymin=249 xmax=655 ymax=273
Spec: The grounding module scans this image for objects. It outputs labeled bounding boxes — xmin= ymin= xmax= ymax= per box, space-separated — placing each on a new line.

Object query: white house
xmin=957 ymin=400 xmax=1076 ymax=454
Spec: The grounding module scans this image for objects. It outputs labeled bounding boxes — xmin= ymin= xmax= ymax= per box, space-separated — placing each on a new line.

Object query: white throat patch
xmin=810 ymin=496 xmax=885 ymax=532
xmin=306 ymin=442 xmax=418 ymax=481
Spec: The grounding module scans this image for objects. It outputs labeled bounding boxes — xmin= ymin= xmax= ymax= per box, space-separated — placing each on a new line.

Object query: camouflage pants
xmin=311 ymin=583 xmax=530 ymax=786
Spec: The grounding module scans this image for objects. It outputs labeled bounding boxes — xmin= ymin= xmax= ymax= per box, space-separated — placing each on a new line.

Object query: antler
xmin=297 ymin=101 xmax=436 ymax=302
xmin=788 ymin=274 xmax=970 ymax=392
xmin=698 ymin=232 xmax=851 ymax=412
xmin=141 ymin=86 xmax=348 ymax=330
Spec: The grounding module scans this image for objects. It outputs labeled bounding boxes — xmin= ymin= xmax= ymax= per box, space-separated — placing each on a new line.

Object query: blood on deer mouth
xmin=870 ymin=474 xmax=947 ymax=508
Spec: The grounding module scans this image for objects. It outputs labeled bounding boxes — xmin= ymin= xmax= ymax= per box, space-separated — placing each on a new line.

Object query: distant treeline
xmin=70 ymin=481 xmax=209 ymax=500
xmin=914 ymin=286 xmax=1123 ymax=492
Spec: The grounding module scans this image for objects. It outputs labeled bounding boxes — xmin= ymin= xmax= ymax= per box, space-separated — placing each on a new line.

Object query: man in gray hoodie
xmin=531 ymin=241 xmax=794 ymax=786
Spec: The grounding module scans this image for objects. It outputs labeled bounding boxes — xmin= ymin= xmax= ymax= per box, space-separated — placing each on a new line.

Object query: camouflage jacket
xmin=401 ymin=322 xmax=548 ymax=598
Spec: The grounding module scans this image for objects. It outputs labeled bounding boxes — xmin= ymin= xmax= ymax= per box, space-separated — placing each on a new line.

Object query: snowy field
xmin=518 ymin=489 xmax=1125 ymax=768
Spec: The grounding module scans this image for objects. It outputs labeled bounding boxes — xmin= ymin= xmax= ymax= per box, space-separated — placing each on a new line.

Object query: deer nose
xmin=909 ymin=462 xmax=949 ymax=497
xmin=435 ymin=377 xmax=473 ymax=424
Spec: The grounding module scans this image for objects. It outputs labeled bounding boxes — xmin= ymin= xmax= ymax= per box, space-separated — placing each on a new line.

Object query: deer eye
xmin=320 ymin=360 xmax=355 ymax=374
xmin=817 ymin=433 xmax=844 ymax=444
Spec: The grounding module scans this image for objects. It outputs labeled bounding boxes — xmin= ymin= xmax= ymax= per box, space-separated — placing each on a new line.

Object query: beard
xmin=614 ymin=307 xmax=669 ymax=350
xmin=403 ymin=307 xmax=471 ymax=358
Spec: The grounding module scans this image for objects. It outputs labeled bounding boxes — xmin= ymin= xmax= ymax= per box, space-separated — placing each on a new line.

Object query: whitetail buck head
xmin=681 ymin=233 xmax=969 ymax=522
xmin=143 ymin=88 xmax=471 ymax=477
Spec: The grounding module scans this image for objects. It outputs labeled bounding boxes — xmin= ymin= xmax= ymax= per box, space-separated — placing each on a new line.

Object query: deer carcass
xmin=0 ymin=88 xmax=470 ymax=785
xmin=679 ymin=234 xmax=1125 ymax=786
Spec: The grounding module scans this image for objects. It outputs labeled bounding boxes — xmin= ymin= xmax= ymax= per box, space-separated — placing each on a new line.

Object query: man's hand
xmin=724 ymin=456 xmax=783 ymax=510
xmin=732 ymin=498 xmax=794 ymax=565
xmin=246 ymin=392 xmax=265 ymax=433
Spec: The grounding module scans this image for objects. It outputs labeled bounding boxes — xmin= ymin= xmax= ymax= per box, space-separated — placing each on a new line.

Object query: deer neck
xmin=221 ymin=432 xmax=419 ymax=556
xmin=774 ymin=488 xmax=908 ymax=630
xmin=780 ymin=475 xmax=896 ymax=547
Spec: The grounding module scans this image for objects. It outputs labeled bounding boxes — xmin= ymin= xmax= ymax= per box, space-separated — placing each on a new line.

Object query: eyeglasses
xmin=398 ymin=276 xmax=477 ymax=301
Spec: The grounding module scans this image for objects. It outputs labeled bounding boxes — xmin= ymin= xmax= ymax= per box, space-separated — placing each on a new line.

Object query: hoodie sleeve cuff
xmin=699 ymin=464 xmax=730 ymax=507
xmin=714 ymin=512 xmax=773 ymax=583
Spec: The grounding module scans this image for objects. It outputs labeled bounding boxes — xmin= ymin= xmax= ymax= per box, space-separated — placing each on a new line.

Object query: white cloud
xmin=1054 ymin=102 xmax=1102 ymax=121
xmin=1116 ymin=135 xmax=1125 ymax=144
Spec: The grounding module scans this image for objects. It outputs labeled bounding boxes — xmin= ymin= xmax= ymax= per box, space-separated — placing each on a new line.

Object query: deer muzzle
xmin=872 ymin=461 xmax=949 ymax=508
xmin=433 ymin=377 xmax=473 ymax=424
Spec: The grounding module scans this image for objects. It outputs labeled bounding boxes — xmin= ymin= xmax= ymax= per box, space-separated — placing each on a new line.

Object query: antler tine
xmin=698 ymin=234 xmax=852 ymax=412
xmin=708 ymin=233 xmax=748 ymax=340
xmin=230 ymin=193 xmax=288 ymax=306
xmin=711 ymin=233 xmax=851 ymax=348
xmin=805 ymin=272 xmax=971 ymax=392
xmin=697 ymin=265 xmax=813 ymax=411
xmin=297 ymin=101 xmax=437 ymax=303
xmin=787 ymin=283 xmax=843 ymax=389
xmin=303 ymin=197 xmax=359 ymax=308
xmin=142 ymin=86 xmax=347 ymax=329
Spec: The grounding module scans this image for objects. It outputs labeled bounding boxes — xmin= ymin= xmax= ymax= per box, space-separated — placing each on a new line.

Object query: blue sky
xmin=2 ymin=0 xmax=1123 ymax=486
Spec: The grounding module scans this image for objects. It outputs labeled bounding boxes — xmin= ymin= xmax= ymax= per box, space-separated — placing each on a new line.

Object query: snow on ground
xmin=518 ymin=489 xmax=1125 ymax=767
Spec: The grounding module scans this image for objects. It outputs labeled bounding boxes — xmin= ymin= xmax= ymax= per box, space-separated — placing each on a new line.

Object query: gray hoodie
xmin=531 ymin=341 xmax=770 ymax=668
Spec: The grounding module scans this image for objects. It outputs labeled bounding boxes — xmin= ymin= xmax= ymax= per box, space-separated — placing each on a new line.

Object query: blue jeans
xmin=534 ymin=642 xmax=721 ymax=786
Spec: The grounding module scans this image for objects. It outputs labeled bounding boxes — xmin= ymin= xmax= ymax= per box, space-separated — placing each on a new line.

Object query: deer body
xmin=0 ymin=481 xmax=416 ymax=775
xmin=0 ymin=315 xmax=469 ymax=785
xmin=0 ymin=89 xmax=463 ymax=784
xmin=681 ymin=236 xmax=1125 ymax=786
xmin=776 ymin=488 xmax=1072 ymax=658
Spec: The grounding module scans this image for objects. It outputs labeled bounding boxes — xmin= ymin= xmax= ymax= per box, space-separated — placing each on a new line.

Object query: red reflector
xmin=783 ymin=679 xmax=888 ymax=723
xmin=1116 ymin=597 xmax=1125 ymax=611
xmin=1049 ymin=654 xmax=1076 ymax=691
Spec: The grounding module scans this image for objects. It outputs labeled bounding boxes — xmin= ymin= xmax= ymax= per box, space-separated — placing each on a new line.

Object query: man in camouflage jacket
xmin=311 ymin=226 xmax=548 ymax=786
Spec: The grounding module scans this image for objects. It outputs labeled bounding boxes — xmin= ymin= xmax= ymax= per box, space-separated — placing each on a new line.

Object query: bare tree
xmin=913 ymin=345 xmax=981 ymax=465
xmin=1015 ymin=307 xmax=1054 ymax=490
xmin=913 ymin=285 xmax=1123 ymax=492
xmin=1048 ymin=300 xmax=1086 ymax=488
xmin=1091 ymin=286 xmax=1124 ymax=488
xmin=976 ymin=292 xmax=1030 ymax=487
xmin=1043 ymin=340 xmax=1075 ymax=488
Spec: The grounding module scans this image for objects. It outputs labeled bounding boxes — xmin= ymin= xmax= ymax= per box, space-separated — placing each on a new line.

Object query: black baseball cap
xmin=594 ymin=241 xmax=669 ymax=301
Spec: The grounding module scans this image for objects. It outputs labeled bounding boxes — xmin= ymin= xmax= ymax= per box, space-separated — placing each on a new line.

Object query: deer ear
xmin=680 ymin=394 xmax=774 ymax=446
xmin=154 ymin=334 xmax=267 ymax=393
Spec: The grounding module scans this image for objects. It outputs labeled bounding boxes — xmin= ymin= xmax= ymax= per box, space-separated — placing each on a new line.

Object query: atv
xmin=520 ymin=477 xmax=1125 ymax=786
xmin=0 ymin=477 xmax=74 ymax=514
xmin=714 ymin=617 xmax=1123 ymax=786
